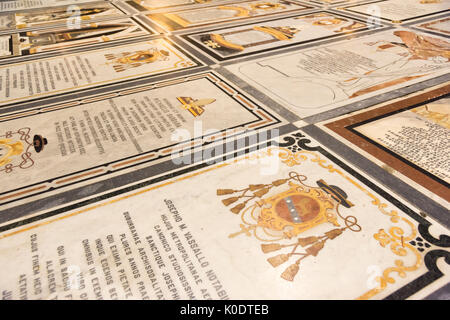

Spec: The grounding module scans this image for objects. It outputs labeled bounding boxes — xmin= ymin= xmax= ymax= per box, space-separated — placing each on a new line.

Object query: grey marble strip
xmin=424 ymin=283 xmax=450 ymax=300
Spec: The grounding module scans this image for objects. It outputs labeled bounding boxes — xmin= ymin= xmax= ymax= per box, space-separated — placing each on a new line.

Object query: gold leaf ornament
xmin=374 ymin=229 xmax=391 ymax=247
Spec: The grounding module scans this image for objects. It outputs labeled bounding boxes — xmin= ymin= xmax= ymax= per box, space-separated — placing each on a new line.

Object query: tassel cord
xmin=288 ymin=172 xmax=314 ymax=188
xmin=290 ymin=253 xmax=307 ymax=257
xmin=336 ymin=205 xmax=362 ymax=232
xmin=294 ymin=256 xmax=306 ymax=265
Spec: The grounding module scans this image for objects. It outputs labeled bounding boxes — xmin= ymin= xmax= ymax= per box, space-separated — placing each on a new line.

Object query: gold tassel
xmin=217 ymin=189 xmax=235 ymax=195
xmin=267 ymin=254 xmax=289 ymax=267
xmin=230 ymin=203 xmax=245 ymax=214
xmin=272 ymin=179 xmax=288 ymax=186
xmin=254 ymin=188 xmax=269 ymax=198
xmin=222 ymin=197 xmax=239 ymax=206
xmin=281 ymin=263 xmax=300 ymax=282
xmin=305 ymin=241 xmax=325 ymax=257
xmin=249 ymin=184 xmax=265 ymax=191
xmin=261 ymin=243 xmax=282 ymax=253
xmin=325 ymin=228 xmax=344 ymax=240
xmin=298 ymin=236 xmax=319 ymax=247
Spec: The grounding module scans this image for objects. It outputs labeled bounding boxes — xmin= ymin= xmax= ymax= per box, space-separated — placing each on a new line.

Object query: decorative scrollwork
xmin=360 ymin=221 xmax=422 ymax=300
xmin=0 ymin=127 xmax=34 ymax=174
xmin=277 ymin=132 xmax=317 ymax=151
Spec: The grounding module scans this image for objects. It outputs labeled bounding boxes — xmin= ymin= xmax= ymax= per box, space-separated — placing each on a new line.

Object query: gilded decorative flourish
xmin=269 ymin=147 xmax=308 ymax=167
xmin=411 ymin=103 xmax=450 ymax=129
xmin=358 ymin=218 xmax=421 ymax=300
xmin=0 ymin=128 xmax=37 ymax=174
